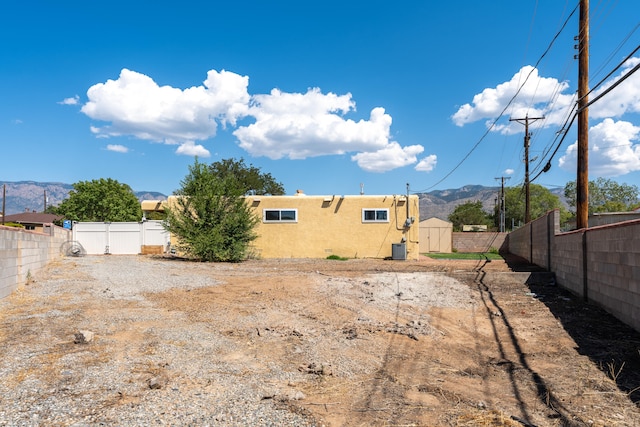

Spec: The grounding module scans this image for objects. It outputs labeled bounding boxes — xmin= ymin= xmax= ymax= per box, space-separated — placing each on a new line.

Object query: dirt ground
xmin=2 ymin=254 xmax=640 ymax=426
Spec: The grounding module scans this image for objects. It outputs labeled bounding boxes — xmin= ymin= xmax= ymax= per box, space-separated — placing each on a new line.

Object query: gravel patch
xmin=0 ymin=255 xmax=480 ymax=426
xmin=0 ymin=256 xmax=320 ymax=427
xmin=3 ymin=255 xmax=639 ymax=426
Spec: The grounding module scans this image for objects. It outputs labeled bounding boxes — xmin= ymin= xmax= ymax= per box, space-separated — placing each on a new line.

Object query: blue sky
xmin=2 ymin=1 xmax=639 ymax=197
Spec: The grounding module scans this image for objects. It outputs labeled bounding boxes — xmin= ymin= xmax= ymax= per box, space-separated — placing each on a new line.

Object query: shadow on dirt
xmin=473 ymin=258 xmax=577 ymax=425
xmin=526 ymin=278 xmax=640 ymax=403
xmin=483 ymin=254 xmax=640 ymax=407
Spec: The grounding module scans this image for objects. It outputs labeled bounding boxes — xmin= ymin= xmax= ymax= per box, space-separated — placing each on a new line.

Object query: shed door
xmin=428 ymin=228 xmax=441 ymax=252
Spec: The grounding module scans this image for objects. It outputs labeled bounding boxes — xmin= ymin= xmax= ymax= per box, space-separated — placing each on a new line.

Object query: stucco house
xmin=246 ymin=193 xmax=419 ymax=260
xmin=143 ymin=192 xmax=420 ymax=260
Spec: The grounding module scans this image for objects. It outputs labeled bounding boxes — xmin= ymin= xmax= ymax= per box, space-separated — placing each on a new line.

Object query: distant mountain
xmin=418 ymin=185 xmax=502 ymax=221
xmin=418 ymin=184 xmax=570 ymax=221
xmin=0 ymin=181 xmax=167 ymax=215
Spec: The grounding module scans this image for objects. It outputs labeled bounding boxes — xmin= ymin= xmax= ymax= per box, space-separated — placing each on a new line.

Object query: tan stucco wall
xmin=159 ymin=194 xmax=419 ymax=260
xmin=247 ymin=194 xmax=420 ymax=260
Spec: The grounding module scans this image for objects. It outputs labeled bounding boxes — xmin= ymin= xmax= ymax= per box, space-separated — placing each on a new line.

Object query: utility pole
xmin=495 ymin=177 xmax=510 ymax=232
xmin=1 ymin=184 xmax=5 ymax=225
xmin=510 ymin=115 xmax=544 ymax=223
xmin=576 ymin=0 xmax=590 ymax=229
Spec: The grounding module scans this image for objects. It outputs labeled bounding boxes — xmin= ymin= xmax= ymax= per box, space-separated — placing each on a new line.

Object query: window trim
xmin=263 ymin=208 xmax=298 ymax=223
xmin=362 ymin=208 xmax=389 ymax=223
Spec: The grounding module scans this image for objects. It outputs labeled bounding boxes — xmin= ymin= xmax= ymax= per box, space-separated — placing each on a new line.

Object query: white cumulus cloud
xmin=235 ymin=89 xmax=388 ymax=158
xmin=559 ymin=118 xmax=640 ymax=176
xmin=590 ymin=57 xmax=640 ymax=119
xmin=415 ymin=154 xmax=437 ymax=172
xmin=175 ymin=141 xmax=211 ymax=157
xmin=106 ymin=144 xmax=129 ymax=153
xmin=504 ymin=168 xmax=514 ymax=175
xmin=80 ymin=69 xmax=425 ymax=171
xmin=454 ymin=58 xmax=640 ymax=179
xmin=451 ymin=65 xmax=573 ymax=134
xmin=234 ymin=88 xmax=425 ymax=171
xmin=352 ymin=142 xmax=424 ymax=172
xmin=59 ymin=95 xmax=80 ymax=105
xmin=81 ymin=68 xmax=250 ymax=145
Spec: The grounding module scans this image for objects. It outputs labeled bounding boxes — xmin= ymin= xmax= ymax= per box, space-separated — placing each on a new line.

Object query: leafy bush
xmin=164 ymin=159 xmax=259 ymax=262
xmin=2 ymin=222 xmax=24 ymax=228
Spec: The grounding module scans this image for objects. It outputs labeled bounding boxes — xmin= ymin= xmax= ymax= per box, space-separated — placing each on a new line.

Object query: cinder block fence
xmin=0 ymin=225 xmax=70 ymax=298
xmin=507 ymin=210 xmax=640 ymax=332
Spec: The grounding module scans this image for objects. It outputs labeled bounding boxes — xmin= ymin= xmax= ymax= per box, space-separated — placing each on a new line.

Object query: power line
xmin=510 ymin=115 xmax=545 ymax=223
xmin=529 ymin=43 xmax=640 ymax=184
xmin=530 ymin=108 xmax=578 ymax=183
xmin=582 ymin=43 xmax=640 ymax=101
xmin=412 ymin=4 xmax=579 ymax=194
xmin=578 ymin=55 xmax=640 ymax=112
xmin=590 ymin=18 xmax=639 ymax=83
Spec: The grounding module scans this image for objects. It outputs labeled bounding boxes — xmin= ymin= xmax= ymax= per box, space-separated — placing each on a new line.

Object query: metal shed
xmin=419 ymin=217 xmax=453 ymax=253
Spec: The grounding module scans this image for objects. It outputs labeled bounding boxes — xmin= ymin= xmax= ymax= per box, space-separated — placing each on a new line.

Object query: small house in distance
xmin=2 ymin=212 xmax=62 ymax=233
xmin=419 ymin=217 xmax=453 ymax=253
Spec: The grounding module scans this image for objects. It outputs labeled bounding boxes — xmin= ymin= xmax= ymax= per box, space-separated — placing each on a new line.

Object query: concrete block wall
xmin=585 ymin=221 xmax=640 ymax=331
xmin=531 ymin=211 xmax=560 ymax=270
xmin=507 ymin=210 xmax=640 ymax=332
xmin=0 ymin=225 xmax=71 ymax=299
xmin=506 ymin=222 xmax=531 ymax=261
xmin=452 ymin=232 xmax=507 ymax=253
xmin=552 ymin=231 xmax=584 ymax=297
xmin=0 ymin=229 xmax=20 ymax=298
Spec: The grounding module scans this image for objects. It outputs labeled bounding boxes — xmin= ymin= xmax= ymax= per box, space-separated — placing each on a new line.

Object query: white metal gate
xmin=72 ymin=221 xmax=170 ymax=255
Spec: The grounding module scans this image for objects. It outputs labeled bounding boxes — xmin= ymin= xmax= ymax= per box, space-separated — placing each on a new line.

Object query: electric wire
xmin=529 ymin=94 xmax=577 ymax=177
xmin=525 ymin=0 xmax=583 ymax=165
xmin=530 ymin=42 xmax=640 ymax=183
xmin=529 ymin=109 xmax=578 ymax=183
xmin=526 ymin=41 xmax=578 ymax=176
xmin=497 ymin=0 xmax=542 ymax=179
xmin=579 ymin=58 xmax=640 ymax=112
xmin=412 ymin=3 xmax=580 ymax=194
xmin=589 ymin=12 xmax=638 ymax=82
xmin=524 ymin=7 xmax=639 ymax=183
xmin=580 ymin=43 xmax=640 ymax=102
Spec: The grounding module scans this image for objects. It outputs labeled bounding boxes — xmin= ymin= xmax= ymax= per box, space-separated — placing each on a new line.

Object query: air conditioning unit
xmin=392 ymin=243 xmax=406 ymax=260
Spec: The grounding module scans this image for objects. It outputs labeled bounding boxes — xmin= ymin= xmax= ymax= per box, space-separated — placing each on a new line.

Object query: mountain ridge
xmin=0 ymin=181 xmax=167 ymax=215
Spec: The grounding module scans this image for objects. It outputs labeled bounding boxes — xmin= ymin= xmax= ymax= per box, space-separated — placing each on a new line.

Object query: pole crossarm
xmin=509 ymin=115 xmax=545 ymax=223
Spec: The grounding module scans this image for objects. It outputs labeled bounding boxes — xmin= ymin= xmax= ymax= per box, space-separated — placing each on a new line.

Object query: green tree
xmin=564 ymin=177 xmax=639 ymax=214
xmin=209 ymin=158 xmax=285 ymax=195
xmin=163 ymin=158 xmax=259 ymax=262
xmin=56 ymin=178 xmax=142 ymax=222
xmin=503 ymin=184 xmax=567 ymax=228
xmin=448 ymin=201 xmax=493 ymax=231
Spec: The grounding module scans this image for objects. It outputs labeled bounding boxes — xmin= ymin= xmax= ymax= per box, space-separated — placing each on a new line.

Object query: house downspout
xmin=406 ymin=183 xmax=410 ymax=220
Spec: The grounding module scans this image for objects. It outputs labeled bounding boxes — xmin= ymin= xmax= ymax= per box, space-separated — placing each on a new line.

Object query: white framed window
xmin=362 ymin=208 xmax=389 ymax=223
xmin=263 ymin=208 xmax=298 ymax=223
